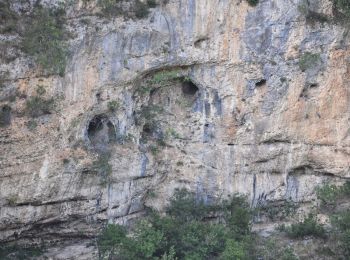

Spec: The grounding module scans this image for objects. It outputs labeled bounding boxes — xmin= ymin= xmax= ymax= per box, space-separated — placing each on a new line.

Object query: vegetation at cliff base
xmin=97 ymin=189 xmax=300 ymax=260
xmin=279 ymin=214 xmax=326 ymax=239
xmin=97 ymin=189 xmax=255 ymax=259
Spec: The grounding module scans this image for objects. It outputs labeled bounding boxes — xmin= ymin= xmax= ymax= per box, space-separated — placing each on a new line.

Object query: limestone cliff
xmin=0 ymin=0 xmax=349 ymax=258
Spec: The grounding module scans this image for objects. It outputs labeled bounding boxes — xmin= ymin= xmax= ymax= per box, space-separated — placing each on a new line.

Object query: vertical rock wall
xmin=0 ymin=0 xmax=349 ymax=257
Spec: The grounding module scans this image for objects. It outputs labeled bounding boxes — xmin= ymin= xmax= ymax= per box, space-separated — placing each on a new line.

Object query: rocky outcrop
xmin=0 ymin=0 xmax=349 ymax=258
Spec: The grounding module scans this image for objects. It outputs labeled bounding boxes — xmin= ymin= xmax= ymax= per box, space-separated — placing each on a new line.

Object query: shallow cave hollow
xmin=182 ymin=79 xmax=199 ymax=96
xmin=87 ymin=114 xmax=116 ymax=150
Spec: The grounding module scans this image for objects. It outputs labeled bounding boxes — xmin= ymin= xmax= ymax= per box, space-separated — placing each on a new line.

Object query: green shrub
xmin=107 ymin=100 xmax=119 ymax=112
xmin=97 ymin=224 xmax=127 ymax=259
xmin=333 ymin=0 xmax=350 ymax=20
xmin=221 ymin=239 xmax=246 ymax=260
xmin=26 ymin=120 xmax=38 ymax=131
xmin=298 ymin=1 xmax=329 ymax=23
xmin=0 ymin=1 xmax=18 ymax=34
xmin=316 ymin=183 xmax=339 ymax=207
xmin=316 ymin=181 xmax=350 ymax=208
xmin=299 ymin=52 xmax=321 ymax=72
xmin=135 ymin=0 xmax=150 ymax=19
xmin=246 ymin=0 xmax=259 ymax=7
xmin=21 ymin=6 xmax=68 ymax=76
xmin=26 ymin=96 xmax=55 ymax=118
xmin=97 ymin=0 xmax=123 ymax=17
xmin=281 ymin=248 xmax=299 ymax=260
xmin=331 ymin=210 xmax=350 ymax=257
xmin=256 ymin=200 xmax=298 ymax=221
xmin=97 ymin=189 xmax=253 ymax=260
xmin=147 ymin=0 xmax=157 ymax=8
xmin=93 ymin=152 xmax=112 ymax=179
xmin=284 ymin=214 xmax=326 ymax=239
xmin=150 ymin=70 xmax=181 ymax=85
xmin=0 ymin=245 xmax=43 ymax=259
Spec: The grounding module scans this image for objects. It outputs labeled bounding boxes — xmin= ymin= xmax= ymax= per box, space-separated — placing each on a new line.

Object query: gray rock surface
xmin=0 ymin=0 xmax=349 ymax=258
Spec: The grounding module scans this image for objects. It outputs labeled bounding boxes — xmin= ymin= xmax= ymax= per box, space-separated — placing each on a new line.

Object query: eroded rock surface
xmin=0 ymin=0 xmax=349 ymax=258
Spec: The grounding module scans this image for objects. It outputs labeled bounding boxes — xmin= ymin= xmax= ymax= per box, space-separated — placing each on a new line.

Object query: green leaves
xmin=22 ymin=7 xmax=68 ymax=76
xmin=97 ymin=189 xmax=253 ymax=259
xmin=284 ymin=214 xmax=326 ymax=239
xmin=299 ymin=52 xmax=321 ymax=72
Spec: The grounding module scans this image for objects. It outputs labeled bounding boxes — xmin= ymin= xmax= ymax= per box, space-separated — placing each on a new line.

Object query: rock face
xmin=0 ymin=0 xmax=349 ymax=258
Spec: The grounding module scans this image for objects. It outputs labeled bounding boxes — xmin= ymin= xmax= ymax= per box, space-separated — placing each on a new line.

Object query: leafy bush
xmin=331 ymin=210 xmax=350 ymax=257
xmin=92 ymin=152 xmax=112 ymax=183
xmin=150 ymin=70 xmax=181 ymax=85
xmin=147 ymin=0 xmax=158 ymax=8
xmin=97 ymin=189 xmax=254 ymax=260
xmin=134 ymin=0 xmax=150 ymax=19
xmin=316 ymin=181 xmax=350 ymax=208
xmin=98 ymin=0 xmax=152 ymax=19
xmin=281 ymin=248 xmax=299 ymax=260
xmin=284 ymin=214 xmax=326 ymax=239
xmin=0 ymin=1 xmax=18 ymax=34
xmin=107 ymin=100 xmax=119 ymax=112
xmin=26 ymin=97 xmax=54 ymax=118
xmin=26 ymin=120 xmax=38 ymax=131
xmin=333 ymin=0 xmax=350 ymax=21
xmin=21 ymin=6 xmax=68 ymax=76
xmin=256 ymin=200 xmax=297 ymax=221
xmin=0 ymin=245 xmax=43 ymax=260
xmin=97 ymin=0 xmax=123 ymax=17
xmin=316 ymin=183 xmax=339 ymax=207
xmin=97 ymin=224 xmax=127 ymax=259
xmin=298 ymin=1 xmax=329 ymax=24
xmin=299 ymin=52 xmax=321 ymax=72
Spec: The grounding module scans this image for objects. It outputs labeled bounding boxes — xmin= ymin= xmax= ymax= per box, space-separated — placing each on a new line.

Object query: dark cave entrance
xmin=87 ymin=114 xmax=116 ymax=150
xmin=182 ymin=80 xmax=199 ymax=96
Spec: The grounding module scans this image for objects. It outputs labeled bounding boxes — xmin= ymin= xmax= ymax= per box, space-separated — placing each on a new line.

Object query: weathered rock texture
xmin=0 ymin=0 xmax=349 ymax=258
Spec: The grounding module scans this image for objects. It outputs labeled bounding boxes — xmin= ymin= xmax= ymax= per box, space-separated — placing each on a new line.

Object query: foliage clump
xmin=298 ymin=52 xmax=321 ymax=72
xmin=21 ymin=6 xmax=68 ymax=76
xmin=0 ymin=245 xmax=43 ymax=260
xmin=281 ymin=214 xmax=326 ymax=239
xmin=98 ymin=0 xmax=157 ymax=19
xmin=97 ymin=189 xmax=255 ymax=259
xmin=107 ymin=100 xmax=119 ymax=112
xmin=333 ymin=0 xmax=350 ymax=21
xmin=92 ymin=152 xmax=112 ymax=185
xmin=316 ymin=181 xmax=350 ymax=257
xmin=25 ymin=86 xmax=55 ymax=118
xmin=331 ymin=210 xmax=350 ymax=257
xmin=0 ymin=1 xmax=18 ymax=34
xmin=316 ymin=181 xmax=350 ymax=208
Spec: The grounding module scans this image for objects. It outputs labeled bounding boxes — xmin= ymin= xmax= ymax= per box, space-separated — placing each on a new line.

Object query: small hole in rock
xmin=96 ymin=93 xmax=102 ymax=103
xmin=255 ymin=79 xmax=266 ymax=87
xmin=182 ymin=80 xmax=199 ymax=95
xmin=0 ymin=105 xmax=11 ymax=127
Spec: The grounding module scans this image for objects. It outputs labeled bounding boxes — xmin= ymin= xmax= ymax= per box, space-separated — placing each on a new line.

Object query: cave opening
xmin=0 ymin=105 xmax=11 ymax=127
xmin=255 ymin=79 xmax=266 ymax=87
xmin=182 ymin=80 xmax=199 ymax=96
xmin=87 ymin=114 xmax=116 ymax=150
